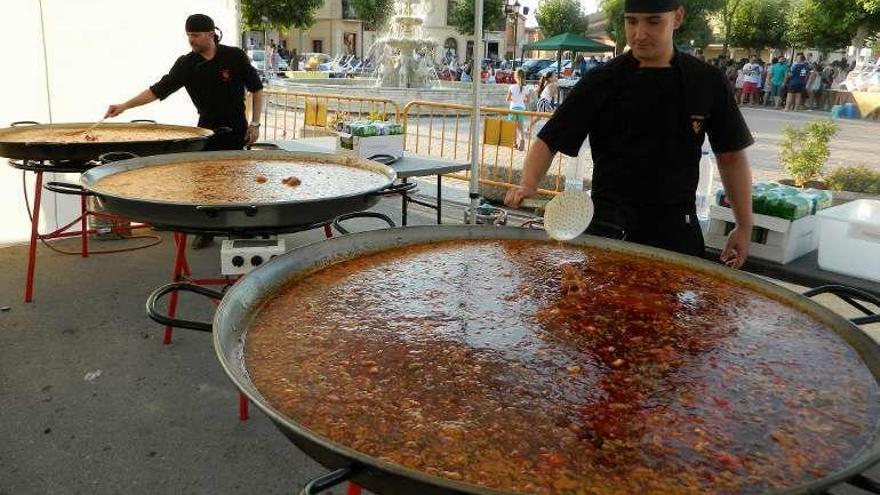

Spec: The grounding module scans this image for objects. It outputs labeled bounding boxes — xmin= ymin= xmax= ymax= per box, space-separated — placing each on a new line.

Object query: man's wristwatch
xmin=248 ymin=122 xmax=261 ymax=128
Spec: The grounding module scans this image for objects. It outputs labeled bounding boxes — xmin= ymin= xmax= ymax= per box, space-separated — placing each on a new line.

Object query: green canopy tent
xmin=521 ymin=32 xmax=614 ymax=78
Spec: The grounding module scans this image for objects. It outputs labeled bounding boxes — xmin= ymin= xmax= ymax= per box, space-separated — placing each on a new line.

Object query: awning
xmin=522 ymin=32 xmax=614 ymax=53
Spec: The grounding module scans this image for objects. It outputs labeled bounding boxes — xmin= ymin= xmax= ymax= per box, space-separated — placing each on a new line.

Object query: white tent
xmin=0 ymin=0 xmax=239 ymax=245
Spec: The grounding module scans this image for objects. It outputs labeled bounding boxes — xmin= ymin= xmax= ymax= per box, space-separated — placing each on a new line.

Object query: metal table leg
xmin=401 ymin=178 xmax=409 ymax=226
xmin=436 ymin=175 xmax=442 ymax=224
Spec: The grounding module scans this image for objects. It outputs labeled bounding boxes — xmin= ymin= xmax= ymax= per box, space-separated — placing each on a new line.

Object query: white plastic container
xmin=816 ymin=199 xmax=880 ymax=282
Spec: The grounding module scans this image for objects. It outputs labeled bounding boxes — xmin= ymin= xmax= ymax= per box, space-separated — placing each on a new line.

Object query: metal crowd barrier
xmin=251 ymin=91 xmax=580 ymax=196
xmin=253 ymin=90 xmax=401 ymax=141
xmin=401 ymin=100 xmax=571 ymax=197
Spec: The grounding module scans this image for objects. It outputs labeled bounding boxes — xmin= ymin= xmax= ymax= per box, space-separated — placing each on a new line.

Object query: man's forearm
xmin=520 ymin=138 xmax=556 ymax=190
xmin=250 ymin=90 xmax=263 ymax=125
xmin=123 ymin=89 xmax=158 ymax=111
xmin=716 ymin=150 xmax=753 ymax=229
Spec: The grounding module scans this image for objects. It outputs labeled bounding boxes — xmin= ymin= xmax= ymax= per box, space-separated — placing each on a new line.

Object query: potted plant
xmin=779 ymin=119 xmax=838 ymax=188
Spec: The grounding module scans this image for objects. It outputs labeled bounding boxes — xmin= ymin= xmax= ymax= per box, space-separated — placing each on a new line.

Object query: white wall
xmin=0 ymin=0 xmax=239 ymax=246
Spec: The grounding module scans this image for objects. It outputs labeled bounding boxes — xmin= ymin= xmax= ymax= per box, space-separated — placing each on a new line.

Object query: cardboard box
xmin=339 ymin=133 xmax=404 ymax=159
xmin=705 ymin=205 xmax=818 ymax=264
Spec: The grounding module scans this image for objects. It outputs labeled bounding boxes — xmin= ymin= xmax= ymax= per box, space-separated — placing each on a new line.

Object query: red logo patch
xmin=220 ymin=68 xmax=231 ymax=82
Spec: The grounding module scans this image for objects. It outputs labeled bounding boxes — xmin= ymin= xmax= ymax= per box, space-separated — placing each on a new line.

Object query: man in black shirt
xmin=105 ymin=14 xmax=264 ymax=249
xmin=105 ymin=14 xmax=263 ymax=152
xmin=505 ymin=0 xmax=754 ymax=268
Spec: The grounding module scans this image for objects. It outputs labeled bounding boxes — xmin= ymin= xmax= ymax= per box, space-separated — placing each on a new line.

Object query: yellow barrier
xmin=483 ymin=118 xmax=516 ymax=148
xmin=304 ymin=101 xmax=327 ymax=127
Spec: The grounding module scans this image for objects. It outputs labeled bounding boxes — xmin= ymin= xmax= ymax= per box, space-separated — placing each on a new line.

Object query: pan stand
xmin=11 ymin=158 xmax=149 ymax=302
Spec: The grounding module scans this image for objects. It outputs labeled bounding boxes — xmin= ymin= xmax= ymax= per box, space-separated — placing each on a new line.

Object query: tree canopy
xmin=786 ymin=0 xmax=872 ymax=51
xmin=729 ymin=0 xmax=789 ymax=52
xmin=350 ymin=0 xmax=395 ymax=31
xmin=535 ymin=0 xmax=588 ymax=38
xmin=241 ymin=0 xmax=323 ymax=31
xmin=449 ymin=0 xmax=506 ymax=36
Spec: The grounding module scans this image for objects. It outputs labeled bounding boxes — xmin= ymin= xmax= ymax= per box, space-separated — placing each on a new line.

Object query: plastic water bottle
xmin=696 ymin=148 xmax=715 ymax=222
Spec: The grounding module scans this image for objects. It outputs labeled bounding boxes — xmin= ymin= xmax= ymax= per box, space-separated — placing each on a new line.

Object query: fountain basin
xmin=272 ymin=78 xmax=511 ymax=110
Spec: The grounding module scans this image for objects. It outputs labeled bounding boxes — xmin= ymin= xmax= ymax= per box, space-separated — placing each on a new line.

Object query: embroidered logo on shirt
xmin=220 ymin=68 xmax=231 ymax=82
xmin=690 ymin=114 xmax=706 ymax=135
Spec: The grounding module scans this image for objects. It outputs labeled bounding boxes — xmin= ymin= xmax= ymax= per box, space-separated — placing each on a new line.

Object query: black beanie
xmin=624 ymin=0 xmax=681 ymax=13
xmin=185 ymin=14 xmax=215 ymax=32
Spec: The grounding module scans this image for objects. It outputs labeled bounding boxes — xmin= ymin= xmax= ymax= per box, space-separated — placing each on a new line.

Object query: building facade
xmin=243 ymin=0 xmax=523 ymax=65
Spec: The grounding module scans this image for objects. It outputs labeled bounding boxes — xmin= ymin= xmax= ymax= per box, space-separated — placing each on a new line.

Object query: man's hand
xmin=504 ymin=184 xmax=537 ymax=208
xmin=104 ymin=104 xmax=127 ymax=119
xmin=245 ymin=125 xmax=260 ymax=145
xmin=721 ymin=226 xmax=750 ymax=269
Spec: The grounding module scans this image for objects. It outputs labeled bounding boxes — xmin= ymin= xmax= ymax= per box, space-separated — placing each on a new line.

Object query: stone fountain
xmin=273 ymin=0 xmax=509 ymax=108
xmin=373 ymin=0 xmax=438 ymax=88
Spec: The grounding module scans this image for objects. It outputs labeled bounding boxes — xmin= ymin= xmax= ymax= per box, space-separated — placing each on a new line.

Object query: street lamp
xmin=504 ymin=0 xmax=522 ymax=61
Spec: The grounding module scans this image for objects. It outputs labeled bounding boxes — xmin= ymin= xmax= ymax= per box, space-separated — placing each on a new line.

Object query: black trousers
xmin=201 ymin=119 xmax=247 ymax=151
xmin=586 ymin=199 xmax=705 ymax=258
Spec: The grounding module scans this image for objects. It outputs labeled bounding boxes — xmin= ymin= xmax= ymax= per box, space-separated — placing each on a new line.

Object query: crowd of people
xmin=711 ymin=53 xmax=856 ymax=112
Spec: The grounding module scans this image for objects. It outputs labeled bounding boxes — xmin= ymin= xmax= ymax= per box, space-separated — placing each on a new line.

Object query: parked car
xmin=538 ymin=60 xmax=572 ymax=78
xmin=247 ymin=49 xmax=288 ymax=78
xmin=521 ymin=58 xmax=554 ymax=80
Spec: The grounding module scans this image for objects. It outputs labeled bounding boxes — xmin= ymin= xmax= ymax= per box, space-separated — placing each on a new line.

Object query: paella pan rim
xmin=81 ymin=149 xmax=398 ymax=207
xmin=0 ymin=121 xmax=214 ymax=144
xmin=0 ymin=122 xmax=213 ymax=161
xmin=212 ymin=225 xmax=880 ymax=495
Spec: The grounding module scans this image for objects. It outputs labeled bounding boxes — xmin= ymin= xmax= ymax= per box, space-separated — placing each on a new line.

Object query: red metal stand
xmin=162 ymin=226 xmax=335 ymax=421
xmin=23 ymin=169 xmax=149 ymax=302
xmin=163 ymin=233 xmax=238 ymax=345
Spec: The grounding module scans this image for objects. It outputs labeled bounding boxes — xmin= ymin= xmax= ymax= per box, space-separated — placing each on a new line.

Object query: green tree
xmin=600 ymin=0 xmax=626 ymax=52
xmin=786 ymin=0 xmax=880 ymax=51
xmin=676 ymin=0 xmax=724 ymax=48
xmin=729 ymin=0 xmax=789 ymax=52
xmin=535 ymin=0 xmax=588 ymax=38
xmin=600 ymin=0 xmax=722 ymax=52
xmin=718 ymin=0 xmax=745 ymax=55
xmin=449 ymin=0 xmax=506 ymax=36
xmin=241 ymin=0 xmax=323 ymax=31
xmin=350 ymin=0 xmax=395 ymax=31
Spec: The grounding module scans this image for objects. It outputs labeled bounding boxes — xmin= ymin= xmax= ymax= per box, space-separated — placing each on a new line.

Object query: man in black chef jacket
xmin=505 ymin=0 xmax=754 ymax=269
xmin=104 ymin=14 xmax=264 ymax=248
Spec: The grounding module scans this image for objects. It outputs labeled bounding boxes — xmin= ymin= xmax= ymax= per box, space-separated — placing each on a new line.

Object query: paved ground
xmin=740 ymin=106 xmax=879 ymax=182
xmin=1 ymin=194 xmax=878 ymax=495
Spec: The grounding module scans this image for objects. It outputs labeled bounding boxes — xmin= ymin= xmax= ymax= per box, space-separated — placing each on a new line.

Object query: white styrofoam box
xmin=816 ymin=199 xmax=880 ymax=282
xmin=705 ymin=204 xmax=818 ymax=264
xmin=339 ymin=133 xmax=404 ymax=159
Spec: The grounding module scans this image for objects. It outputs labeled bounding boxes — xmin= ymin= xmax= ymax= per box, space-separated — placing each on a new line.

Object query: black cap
xmin=185 ymin=14 xmax=215 ymax=33
xmin=624 ymin=0 xmax=681 ymax=13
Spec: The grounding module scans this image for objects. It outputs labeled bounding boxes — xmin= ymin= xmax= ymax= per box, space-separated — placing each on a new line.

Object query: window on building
xmin=313 ymin=39 xmax=324 ymax=53
xmin=342 ymin=0 xmax=357 ymax=19
xmin=443 ymin=37 xmax=458 ymax=62
xmin=447 ymin=0 xmax=457 ymax=26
